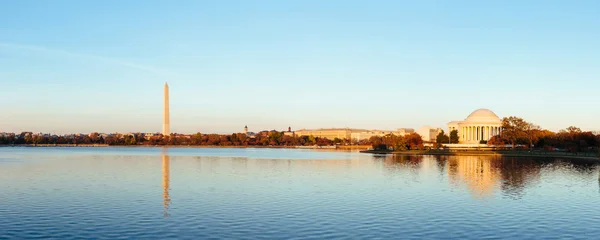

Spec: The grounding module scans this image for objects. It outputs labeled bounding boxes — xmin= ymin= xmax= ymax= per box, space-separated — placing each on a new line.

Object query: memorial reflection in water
xmin=379 ymin=155 xmax=597 ymax=199
xmin=447 ymin=156 xmax=544 ymax=199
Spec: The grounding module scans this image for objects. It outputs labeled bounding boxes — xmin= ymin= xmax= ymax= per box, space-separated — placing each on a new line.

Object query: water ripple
xmin=1 ymin=148 xmax=600 ymax=239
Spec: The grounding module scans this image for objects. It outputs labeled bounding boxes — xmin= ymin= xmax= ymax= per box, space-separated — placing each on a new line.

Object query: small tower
xmin=288 ymin=126 xmax=291 ymax=132
xmin=244 ymin=125 xmax=248 ymax=135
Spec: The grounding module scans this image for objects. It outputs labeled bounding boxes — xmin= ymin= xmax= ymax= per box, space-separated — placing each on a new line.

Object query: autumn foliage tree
xmin=542 ymin=127 xmax=598 ymax=152
xmin=405 ymin=133 xmax=424 ymax=150
xmin=523 ymin=123 xmax=542 ymax=149
xmin=487 ymin=135 xmax=505 ymax=145
xmin=369 ymin=133 xmax=424 ymax=151
xmin=501 ymin=116 xmax=529 ymax=149
xmin=382 ymin=133 xmax=408 ymax=151
xmin=3 ymin=126 xmax=596 ymax=155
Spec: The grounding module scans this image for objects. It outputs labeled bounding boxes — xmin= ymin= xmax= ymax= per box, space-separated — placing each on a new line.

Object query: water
xmin=1 ymin=147 xmax=600 ymax=239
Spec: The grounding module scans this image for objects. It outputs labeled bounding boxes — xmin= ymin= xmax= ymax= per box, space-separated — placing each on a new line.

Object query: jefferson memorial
xmin=448 ymin=109 xmax=502 ymax=144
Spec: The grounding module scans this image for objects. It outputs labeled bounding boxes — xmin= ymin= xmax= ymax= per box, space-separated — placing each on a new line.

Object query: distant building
xmin=350 ymin=128 xmax=416 ymax=141
xmin=351 ymin=130 xmax=395 ymax=141
xmin=417 ymin=126 xmax=442 ymax=142
xmin=144 ymin=132 xmax=157 ymax=140
xmin=283 ymin=126 xmax=294 ymax=136
xmin=397 ymin=128 xmax=415 ymax=135
xmin=294 ymin=128 xmax=368 ymax=140
xmin=243 ymin=125 xmax=256 ymax=138
xmin=294 ymin=128 xmax=416 ymax=141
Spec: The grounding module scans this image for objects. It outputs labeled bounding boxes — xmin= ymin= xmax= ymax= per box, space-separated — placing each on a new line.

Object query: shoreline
xmin=0 ymin=144 xmax=371 ymax=150
xmin=360 ymin=150 xmax=600 ymax=161
xmin=3 ymin=145 xmax=596 ymax=161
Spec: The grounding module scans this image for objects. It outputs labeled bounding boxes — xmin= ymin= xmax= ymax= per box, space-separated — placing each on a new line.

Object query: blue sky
xmin=1 ymin=0 xmax=599 ymax=134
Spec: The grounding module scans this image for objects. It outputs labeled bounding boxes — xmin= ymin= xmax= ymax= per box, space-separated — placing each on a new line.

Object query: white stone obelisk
xmin=163 ymin=82 xmax=170 ymax=136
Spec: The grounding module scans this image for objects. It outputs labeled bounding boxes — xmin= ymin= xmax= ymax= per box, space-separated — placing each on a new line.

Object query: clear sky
xmin=1 ymin=0 xmax=599 ymax=134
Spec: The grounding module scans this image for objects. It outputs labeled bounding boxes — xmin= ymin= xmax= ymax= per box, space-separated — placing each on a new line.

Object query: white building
xmin=417 ymin=126 xmax=442 ymax=142
xmin=243 ymin=125 xmax=257 ymax=138
xmin=351 ymin=130 xmax=396 ymax=141
xmin=350 ymin=128 xmax=416 ymax=142
xmin=447 ymin=109 xmax=503 ymax=144
xmin=144 ymin=132 xmax=156 ymax=140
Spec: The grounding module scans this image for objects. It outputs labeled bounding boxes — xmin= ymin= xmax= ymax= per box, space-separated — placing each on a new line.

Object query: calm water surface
xmin=1 ymin=147 xmax=600 ymax=239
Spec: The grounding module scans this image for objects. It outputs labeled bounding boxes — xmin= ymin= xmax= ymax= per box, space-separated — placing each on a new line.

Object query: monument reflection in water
xmin=162 ymin=151 xmax=171 ymax=217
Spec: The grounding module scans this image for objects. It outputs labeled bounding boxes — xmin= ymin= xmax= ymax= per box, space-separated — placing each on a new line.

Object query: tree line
xmin=2 ymin=117 xmax=597 ymax=153
xmin=486 ymin=117 xmax=598 ymax=153
xmin=435 ymin=130 xmax=460 ymax=146
xmin=368 ymin=133 xmax=425 ymax=151
xmin=0 ymin=131 xmax=405 ymax=147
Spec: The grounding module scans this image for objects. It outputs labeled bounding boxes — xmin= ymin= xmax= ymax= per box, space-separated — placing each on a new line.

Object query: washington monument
xmin=163 ymin=82 xmax=170 ymax=136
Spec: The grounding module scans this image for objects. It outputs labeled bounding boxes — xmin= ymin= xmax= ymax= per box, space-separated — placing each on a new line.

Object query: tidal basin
xmin=1 ymin=147 xmax=600 ymax=239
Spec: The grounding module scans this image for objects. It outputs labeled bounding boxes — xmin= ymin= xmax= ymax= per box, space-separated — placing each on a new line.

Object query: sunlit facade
xmin=295 ymin=128 xmax=416 ymax=141
xmin=294 ymin=128 xmax=367 ymax=140
xmin=448 ymin=109 xmax=503 ymax=143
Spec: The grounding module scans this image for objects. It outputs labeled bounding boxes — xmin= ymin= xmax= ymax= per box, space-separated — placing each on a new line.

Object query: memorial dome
xmin=465 ymin=109 xmax=501 ymax=123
